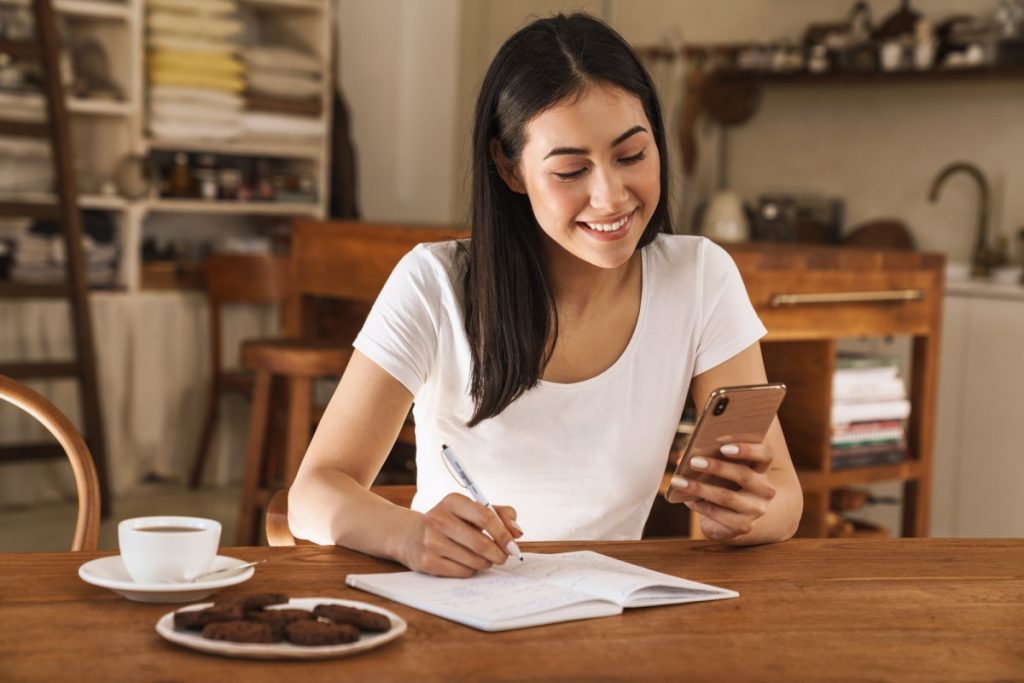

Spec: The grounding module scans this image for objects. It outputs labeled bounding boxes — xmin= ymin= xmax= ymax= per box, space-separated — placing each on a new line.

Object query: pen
xmin=440 ymin=444 xmax=524 ymax=562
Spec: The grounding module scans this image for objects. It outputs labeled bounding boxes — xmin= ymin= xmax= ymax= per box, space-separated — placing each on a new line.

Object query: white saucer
xmin=79 ymin=555 xmax=255 ymax=603
xmin=156 ymin=598 xmax=407 ymax=660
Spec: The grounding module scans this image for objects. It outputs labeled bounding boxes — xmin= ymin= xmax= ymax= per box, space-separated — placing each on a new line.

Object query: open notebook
xmin=345 ymin=550 xmax=738 ymax=632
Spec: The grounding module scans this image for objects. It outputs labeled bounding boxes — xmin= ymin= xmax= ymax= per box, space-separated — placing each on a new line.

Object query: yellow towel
xmin=149 ymin=51 xmax=244 ymax=76
xmin=149 ymin=68 xmax=244 ymax=93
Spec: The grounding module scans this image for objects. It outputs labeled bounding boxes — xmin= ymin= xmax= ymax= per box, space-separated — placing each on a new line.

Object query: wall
xmin=336 ymin=0 xmax=462 ymax=224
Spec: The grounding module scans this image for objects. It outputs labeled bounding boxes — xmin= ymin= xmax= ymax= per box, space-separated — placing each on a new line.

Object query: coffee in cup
xmin=118 ymin=516 xmax=221 ymax=584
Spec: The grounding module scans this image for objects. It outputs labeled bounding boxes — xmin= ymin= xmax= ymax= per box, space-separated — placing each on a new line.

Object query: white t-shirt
xmin=353 ymin=234 xmax=766 ymax=541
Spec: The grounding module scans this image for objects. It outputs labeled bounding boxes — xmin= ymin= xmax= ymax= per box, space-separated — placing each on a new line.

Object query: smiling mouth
xmin=577 ymin=210 xmax=635 ymax=236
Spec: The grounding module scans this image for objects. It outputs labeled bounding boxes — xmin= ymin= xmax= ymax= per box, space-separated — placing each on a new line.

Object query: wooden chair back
xmin=203 ymin=252 xmax=289 ymax=372
xmin=265 ymin=485 xmax=416 ymax=547
xmin=283 ymin=220 xmax=469 ymax=338
xmin=0 ymin=374 xmax=100 ymax=551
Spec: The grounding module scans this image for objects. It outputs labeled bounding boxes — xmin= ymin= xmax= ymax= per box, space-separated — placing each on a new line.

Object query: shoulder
xmin=391 ymin=239 xmax=467 ymax=291
xmin=644 ymin=233 xmax=735 ymax=274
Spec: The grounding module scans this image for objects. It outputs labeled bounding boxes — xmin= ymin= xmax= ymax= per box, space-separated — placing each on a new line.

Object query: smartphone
xmin=664 ymin=382 xmax=786 ymax=504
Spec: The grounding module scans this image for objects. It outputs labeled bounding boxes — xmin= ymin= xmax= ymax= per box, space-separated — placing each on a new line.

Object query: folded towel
xmin=148 ymin=51 xmax=244 ymax=76
xmin=240 ymin=111 xmax=325 ymax=138
xmin=243 ymin=46 xmax=321 ymax=75
xmin=247 ymin=71 xmax=321 ymax=98
xmin=148 ymin=118 xmax=243 ymax=140
xmin=245 ymin=93 xmax=322 ymax=118
xmin=148 ymin=11 xmax=243 ymax=39
xmin=149 ymin=68 xmax=245 ymax=93
xmin=149 ymin=101 xmax=242 ymax=124
xmin=147 ymin=0 xmax=238 ymax=16
xmin=148 ymin=33 xmax=237 ymax=54
xmin=150 ymin=85 xmax=243 ymax=109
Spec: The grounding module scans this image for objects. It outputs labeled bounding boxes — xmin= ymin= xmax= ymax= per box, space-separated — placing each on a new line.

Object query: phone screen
xmin=664 ymin=382 xmax=786 ymax=504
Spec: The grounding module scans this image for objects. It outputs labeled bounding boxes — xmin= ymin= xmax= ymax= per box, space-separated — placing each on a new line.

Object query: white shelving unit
xmin=0 ymin=0 xmax=335 ymax=291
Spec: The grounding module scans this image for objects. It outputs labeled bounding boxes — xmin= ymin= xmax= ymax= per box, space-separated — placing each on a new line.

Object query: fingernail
xmin=510 ymin=519 xmax=523 ymax=534
xmin=690 ymin=456 xmax=708 ymax=470
xmin=672 ymin=475 xmax=688 ymax=488
xmin=720 ymin=444 xmax=739 ymax=456
xmin=506 ymin=540 xmax=523 ymax=557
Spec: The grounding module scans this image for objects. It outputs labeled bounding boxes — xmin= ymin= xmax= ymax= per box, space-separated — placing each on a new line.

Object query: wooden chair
xmin=0 ymin=374 xmax=100 ymax=551
xmin=236 ymin=220 xmax=468 ymax=544
xmin=265 ymin=485 xmax=416 ymax=546
xmin=189 ymin=252 xmax=289 ymax=488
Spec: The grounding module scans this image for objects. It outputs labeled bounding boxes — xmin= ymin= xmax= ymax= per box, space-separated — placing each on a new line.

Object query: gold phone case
xmin=665 ymin=383 xmax=786 ymax=504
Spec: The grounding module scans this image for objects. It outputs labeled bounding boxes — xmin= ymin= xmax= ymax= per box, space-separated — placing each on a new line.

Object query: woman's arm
xmin=288 ymin=350 xmax=521 ymax=576
xmin=683 ymin=342 xmax=803 ymax=544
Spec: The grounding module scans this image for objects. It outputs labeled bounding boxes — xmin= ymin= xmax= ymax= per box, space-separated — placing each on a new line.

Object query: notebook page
xmin=345 ymin=567 xmax=619 ymax=631
xmin=501 ymin=551 xmax=737 ymax=607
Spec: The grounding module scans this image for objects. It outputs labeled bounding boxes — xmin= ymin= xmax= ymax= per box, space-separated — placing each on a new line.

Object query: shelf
xmin=712 ymin=64 xmax=1024 ymax=87
xmin=0 ymin=282 xmax=69 ymax=298
xmin=0 ymin=0 xmax=132 ymax=21
xmin=145 ymin=198 xmax=320 ymax=217
xmin=797 ymin=460 xmax=923 ymax=491
xmin=80 ymin=194 xmax=127 ymax=210
xmin=68 ymin=98 xmax=133 ymax=117
xmin=241 ymin=0 xmax=324 ymax=10
xmin=0 ymin=191 xmax=126 ymax=212
xmin=145 ymin=137 xmax=325 ymax=161
xmin=57 ymin=0 xmax=131 ymax=20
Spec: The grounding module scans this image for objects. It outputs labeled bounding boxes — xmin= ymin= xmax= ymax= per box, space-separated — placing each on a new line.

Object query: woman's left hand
xmin=672 ymin=442 xmax=777 ymax=542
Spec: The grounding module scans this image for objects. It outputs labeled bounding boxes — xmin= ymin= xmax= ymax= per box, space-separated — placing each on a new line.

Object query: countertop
xmin=945 ymin=278 xmax=1024 ymax=301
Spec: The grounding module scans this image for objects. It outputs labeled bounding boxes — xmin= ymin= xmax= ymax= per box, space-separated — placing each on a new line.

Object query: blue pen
xmin=441 ymin=444 xmax=524 ymax=562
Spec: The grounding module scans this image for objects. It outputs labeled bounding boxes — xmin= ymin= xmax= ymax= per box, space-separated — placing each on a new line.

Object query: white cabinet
xmin=933 ymin=283 xmax=1024 ymax=537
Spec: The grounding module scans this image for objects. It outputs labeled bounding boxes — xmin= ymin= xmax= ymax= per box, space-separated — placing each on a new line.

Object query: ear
xmin=489 ymin=138 xmax=526 ymax=194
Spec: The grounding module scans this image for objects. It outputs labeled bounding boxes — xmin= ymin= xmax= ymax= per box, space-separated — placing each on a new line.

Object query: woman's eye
xmin=620 ymin=150 xmax=647 ymax=165
xmin=554 ymin=168 xmax=587 ymax=181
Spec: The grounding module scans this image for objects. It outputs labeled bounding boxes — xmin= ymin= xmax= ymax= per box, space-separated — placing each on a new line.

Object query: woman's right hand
xmin=397 ymin=493 xmax=523 ymax=577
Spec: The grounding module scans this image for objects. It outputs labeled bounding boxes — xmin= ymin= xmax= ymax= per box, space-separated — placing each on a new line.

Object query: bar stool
xmin=233 ymin=219 xmax=469 ymax=545
xmin=190 ymin=252 xmax=288 ymax=488
xmin=235 ymin=339 xmax=351 ymax=546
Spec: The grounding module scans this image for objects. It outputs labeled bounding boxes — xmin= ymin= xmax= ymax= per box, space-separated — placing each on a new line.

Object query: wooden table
xmin=1 ymin=539 xmax=1022 ymax=682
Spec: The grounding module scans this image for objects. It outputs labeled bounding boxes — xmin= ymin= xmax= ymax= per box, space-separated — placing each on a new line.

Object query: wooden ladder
xmin=0 ymin=0 xmax=109 ymax=515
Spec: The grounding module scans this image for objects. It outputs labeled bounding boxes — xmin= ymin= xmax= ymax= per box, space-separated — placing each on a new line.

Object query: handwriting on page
xmin=502 ymin=551 xmax=722 ymax=603
xmin=419 ymin=571 xmax=593 ymax=620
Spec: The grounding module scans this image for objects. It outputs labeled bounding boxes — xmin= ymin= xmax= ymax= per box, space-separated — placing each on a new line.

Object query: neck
xmin=543 ymin=242 xmax=640 ymax=317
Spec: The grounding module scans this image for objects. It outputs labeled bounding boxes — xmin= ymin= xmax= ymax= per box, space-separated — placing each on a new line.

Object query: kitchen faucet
xmin=928 ymin=161 xmax=1003 ymax=278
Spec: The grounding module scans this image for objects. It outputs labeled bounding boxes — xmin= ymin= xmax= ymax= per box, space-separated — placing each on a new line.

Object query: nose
xmin=588 ymin=166 xmax=630 ymax=214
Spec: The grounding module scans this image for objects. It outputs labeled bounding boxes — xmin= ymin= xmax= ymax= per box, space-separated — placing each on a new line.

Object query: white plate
xmin=156 ymin=597 xmax=407 ymax=660
xmin=78 ymin=555 xmax=254 ymax=603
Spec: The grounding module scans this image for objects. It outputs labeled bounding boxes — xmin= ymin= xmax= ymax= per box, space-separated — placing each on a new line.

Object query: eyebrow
xmin=543 ymin=125 xmax=648 ymax=160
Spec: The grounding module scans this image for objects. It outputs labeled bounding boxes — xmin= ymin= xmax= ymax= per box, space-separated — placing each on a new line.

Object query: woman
xmin=289 ymin=13 xmax=802 ymax=576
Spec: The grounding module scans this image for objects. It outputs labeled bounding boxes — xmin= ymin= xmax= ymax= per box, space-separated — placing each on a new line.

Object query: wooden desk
xmin=1 ymin=539 xmax=1022 ymax=682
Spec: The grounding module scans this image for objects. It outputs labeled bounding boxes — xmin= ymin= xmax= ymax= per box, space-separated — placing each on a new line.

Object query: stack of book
xmin=831 ymin=355 xmax=911 ymax=470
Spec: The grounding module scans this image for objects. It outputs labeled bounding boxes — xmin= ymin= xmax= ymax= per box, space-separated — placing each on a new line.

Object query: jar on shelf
xmin=167 ymin=152 xmax=194 ymax=198
xmin=195 ymin=154 xmax=219 ymax=200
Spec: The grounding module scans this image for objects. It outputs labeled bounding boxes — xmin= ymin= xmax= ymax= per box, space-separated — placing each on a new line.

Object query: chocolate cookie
xmin=202 ymin=620 xmax=279 ymax=644
xmin=312 ymin=604 xmax=391 ymax=632
xmin=173 ymin=602 xmax=246 ymax=631
xmin=285 ymin=620 xmax=360 ymax=646
xmin=237 ymin=593 xmax=290 ymax=610
xmin=246 ymin=608 xmax=314 ymax=625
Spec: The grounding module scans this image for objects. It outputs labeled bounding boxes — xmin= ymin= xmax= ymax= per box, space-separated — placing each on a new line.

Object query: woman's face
xmin=497 ymin=83 xmax=661 ymax=271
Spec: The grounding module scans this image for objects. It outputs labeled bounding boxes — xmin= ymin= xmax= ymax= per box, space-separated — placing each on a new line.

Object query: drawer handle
xmin=769 ymin=289 xmax=925 ymax=307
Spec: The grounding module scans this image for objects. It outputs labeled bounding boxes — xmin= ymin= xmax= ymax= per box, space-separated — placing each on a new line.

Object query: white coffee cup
xmin=117 ymin=516 xmax=221 ymax=584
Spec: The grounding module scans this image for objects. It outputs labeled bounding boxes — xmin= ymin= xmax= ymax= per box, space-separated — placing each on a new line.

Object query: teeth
xmin=584 ymin=212 xmax=631 ymax=232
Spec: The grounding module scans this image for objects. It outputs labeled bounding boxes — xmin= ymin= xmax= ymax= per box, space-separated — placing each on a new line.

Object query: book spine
xmin=831 ymin=399 xmax=911 ymax=426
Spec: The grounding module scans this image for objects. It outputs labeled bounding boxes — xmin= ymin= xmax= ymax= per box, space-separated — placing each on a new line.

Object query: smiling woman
xmin=287 ymin=13 xmax=803 ymax=578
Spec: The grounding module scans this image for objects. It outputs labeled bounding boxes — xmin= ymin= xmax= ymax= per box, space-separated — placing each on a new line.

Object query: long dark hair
xmin=463 ymin=12 xmax=671 ymax=427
